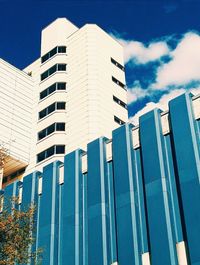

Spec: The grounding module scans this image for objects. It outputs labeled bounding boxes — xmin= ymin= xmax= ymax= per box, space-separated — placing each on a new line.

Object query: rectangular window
xmin=58 ymin=46 xmax=66 ymax=53
xmin=112 ymin=76 xmax=126 ymax=90
xmin=113 ymin=95 xmax=127 ymax=109
xmin=38 ymin=102 xmax=66 ymax=120
xmin=114 ymin=115 xmax=125 ymax=125
xmin=40 ymin=64 xmax=67 ymax=81
xmin=57 ymin=64 xmax=66 ymax=71
xmin=57 ymin=102 xmax=65 ymax=109
xmin=41 ymin=46 xmax=67 ymax=63
xmin=38 ymin=122 xmax=65 ymax=141
xmin=56 ymin=123 xmax=65 ymax=131
xmin=40 ymin=82 xmax=66 ymax=100
xmin=37 ymin=145 xmax=65 ymax=163
xmin=111 ymin=57 xmax=125 ymax=71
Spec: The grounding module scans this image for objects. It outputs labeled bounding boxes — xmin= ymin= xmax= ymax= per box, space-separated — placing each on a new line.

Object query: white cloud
xmin=118 ymin=39 xmax=170 ymax=64
xmin=154 ymin=32 xmax=200 ymax=89
xmin=127 ymin=81 xmax=149 ymax=104
xmin=129 ymin=88 xmax=200 ymax=125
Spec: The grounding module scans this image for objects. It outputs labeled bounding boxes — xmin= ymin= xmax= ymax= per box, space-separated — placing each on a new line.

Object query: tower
xmin=24 ymin=18 xmax=128 ymax=173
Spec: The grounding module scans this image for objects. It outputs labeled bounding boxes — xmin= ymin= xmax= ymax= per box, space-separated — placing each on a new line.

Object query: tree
xmin=0 ymin=197 xmax=42 ymax=265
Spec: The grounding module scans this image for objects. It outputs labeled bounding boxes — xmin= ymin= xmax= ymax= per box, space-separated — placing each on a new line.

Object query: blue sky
xmin=0 ymin=0 xmax=200 ymax=123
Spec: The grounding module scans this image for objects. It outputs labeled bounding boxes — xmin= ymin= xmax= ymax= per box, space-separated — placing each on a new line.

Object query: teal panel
xmin=107 ymin=161 xmax=117 ymax=262
xmin=60 ymin=150 xmax=83 ymax=265
xmin=133 ymin=148 xmax=149 ymax=254
xmin=38 ymin=161 xmax=61 ymax=265
xmin=163 ymin=135 xmax=183 ymax=242
xmin=139 ymin=109 xmax=178 ymax=265
xmin=87 ymin=137 xmax=110 ymax=265
xmin=83 ymin=173 xmax=88 ymax=265
xmin=112 ymin=124 xmax=141 ymax=265
xmin=169 ymin=93 xmax=200 ymax=264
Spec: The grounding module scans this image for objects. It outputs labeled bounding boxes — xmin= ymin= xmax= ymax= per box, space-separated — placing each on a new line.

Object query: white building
xmin=1 ymin=17 xmax=128 ymax=186
xmin=0 ymin=59 xmax=34 ymax=188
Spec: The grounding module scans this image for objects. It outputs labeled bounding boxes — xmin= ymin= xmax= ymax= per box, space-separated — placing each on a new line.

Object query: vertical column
xmin=4 ymin=181 xmax=18 ymax=198
xmin=82 ymin=173 xmax=88 ymax=265
xmin=133 ymin=149 xmax=149 ymax=260
xmin=107 ymin=161 xmax=118 ymax=264
xmin=112 ymin=124 xmax=141 ymax=265
xmin=3 ymin=181 xmax=18 ymax=212
xmin=21 ymin=172 xmax=40 ymax=208
xmin=163 ymin=135 xmax=184 ymax=243
xmin=21 ymin=172 xmax=40 ymax=264
xmin=169 ymin=93 xmax=200 ymax=264
xmin=60 ymin=149 xmax=83 ymax=265
xmin=87 ymin=137 xmax=110 ymax=265
xmin=37 ymin=161 xmax=61 ymax=265
xmin=139 ymin=109 xmax=178 ymax=265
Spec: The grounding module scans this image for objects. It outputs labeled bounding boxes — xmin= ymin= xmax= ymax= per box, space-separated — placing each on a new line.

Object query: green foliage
xmin=0 ymin=196 xmax=42 ymax=265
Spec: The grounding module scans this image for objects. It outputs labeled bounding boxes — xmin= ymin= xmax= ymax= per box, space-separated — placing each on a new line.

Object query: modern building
xmin=1 ymin=17 xmax=200 ymax=265
xmin=0 ymin=18 xmax=128 ymax=187
xmin=2 ymin=92 xmax=200 ymax=265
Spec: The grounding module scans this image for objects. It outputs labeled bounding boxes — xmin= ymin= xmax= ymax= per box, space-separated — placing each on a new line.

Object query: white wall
xmin=0 ymin=59 xmax=34 ymax=175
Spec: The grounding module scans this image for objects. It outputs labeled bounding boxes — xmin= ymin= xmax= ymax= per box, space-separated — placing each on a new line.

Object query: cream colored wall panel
xmin=37 ymin=111 xmax=67 ymax=129
xmin=37 ymin=112 xmax=67 ymax=131
xmin=37 ymin=133 xmax=67 ymax=152
xmin=142 ymin=252 xmax=151 ymax=265
xmin=38 ymin=91 xmax=67 ymax=110
xmin=40 ymin=54 xmax=68 ymax=72
xmin=41 ymin=18 xmax=78 ymax=55
xmin=39 ymin=74 xmax=68 ymax=92
xmin=176 ymin=241 xmax=188 ymax=265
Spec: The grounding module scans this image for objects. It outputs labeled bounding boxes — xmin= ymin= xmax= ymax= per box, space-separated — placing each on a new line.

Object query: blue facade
xmin=1 ymin=93 xmax=200 ymax=265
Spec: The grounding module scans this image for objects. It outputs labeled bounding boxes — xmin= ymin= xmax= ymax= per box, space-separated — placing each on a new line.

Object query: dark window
xmin=57 ymin=82 xmax=66 ymax=90
xmin=41 ymin=71 xmax=48 ymax=81
xmin=49 ymin=65 xmax=57 ymax=75
xmin=47 ymin=103 xmax=56 ymax=115
xmin=41 ymin=54 xmax=49 ymax=64
xmin=41 ymin=64 xmax=67 ymax=81
xmin=112 ymin=76 xmax=126 ymax=90
xmin=56 ymin=123 xmax=65 ymax=131
xmin=40 ymin=89 xmax=48 ymax=100
xmin=38 ymin=129 xmax=46 ymax=140
xmin=37 ymin=151 xmax=46 ymax=163
xmin=40 ymin=82 xmax=66 ymax=100
xmin=56 ymin=145 xmax=65 ymax=154
xmin=47 ymin=124 xmax=55 ymax=135
xmin=49 ymin=84 xmax=56 ymax=94
xmin=114 ymin=115 xmax=125 ymax=125
xmin=113 ymin=95 xmax=127 ymax=109
xmin=39 ymin=102 xmax=65 ymax=120
xmin=111 ymin=57 xmax=125 ymax=71
xmin=49 ymin=47 xmax=57 ymax=58
xmin=38 ymin=122 xmax=65 ymax=141
xmin=39 ymin=109 xmax=47 ymax=119
xmin=58 ymin=46 xmax=66 ymax=53
xmin=57 ymin=102 xmax=65 ymax=109
xmin=41 ymin=46 xmax=67 ymax=63
xmin=46 ymin=146 xmax=54 ymax=157
xmin=37 ymin=145 xmax=65 ymax=163
xmin=57 ymin=64 xmax=66 ymax=71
